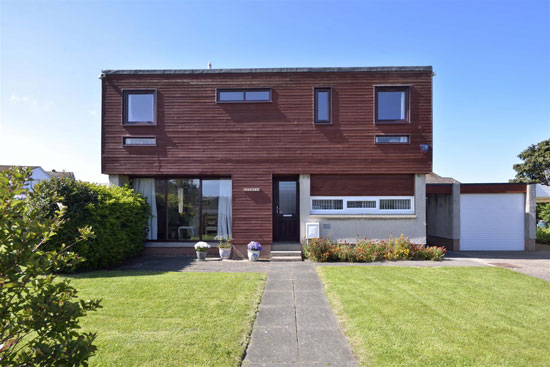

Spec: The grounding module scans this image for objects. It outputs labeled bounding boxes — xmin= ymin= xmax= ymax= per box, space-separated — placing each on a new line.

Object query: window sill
xmin=375 ymin=121 xmax=411 ymax=125
xmin=145 ymin=242 xmax=219 ymax=248
xmin=309 ymin=214 xmax=417 ymax=219
xmin=122 ymin=122 xmax=157 ymax=126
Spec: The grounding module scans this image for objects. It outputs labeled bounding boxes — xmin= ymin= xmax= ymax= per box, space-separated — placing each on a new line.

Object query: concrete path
xmin=242 ymin=262 xmax=357 ymax=367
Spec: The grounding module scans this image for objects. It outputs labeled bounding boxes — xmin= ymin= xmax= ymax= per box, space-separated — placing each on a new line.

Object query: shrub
xmin=0 ymin=167 xmax=101 ymax=366
xmin=537 ymin=203 xmax=550 ymax=223
xmin=29 ymin=177 xmax=150 ymax=271
xmin=303 ymin=235 xmax=446 ymax=262
xmin=537 ymin=227 xmax=550 ymax=244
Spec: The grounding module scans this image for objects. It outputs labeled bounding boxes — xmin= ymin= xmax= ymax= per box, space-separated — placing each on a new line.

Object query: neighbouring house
xmin=0 ymin=165 xmax=75 ymax=194
xmin=536 ymin=184 xmax=550 ymax=203
xmin=101 ymin=66 xmax=434 ymax=258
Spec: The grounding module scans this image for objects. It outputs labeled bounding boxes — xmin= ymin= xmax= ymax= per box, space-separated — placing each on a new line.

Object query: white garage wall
xmin=460 ymin=193 xmax=525 ymax=251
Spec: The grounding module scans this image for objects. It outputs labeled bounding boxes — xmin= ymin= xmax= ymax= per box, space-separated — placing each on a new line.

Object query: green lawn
xmin=318 ymin=266 xmax=550 ymax=367
xmin=65 ymin=271 xmax=265 ymax=367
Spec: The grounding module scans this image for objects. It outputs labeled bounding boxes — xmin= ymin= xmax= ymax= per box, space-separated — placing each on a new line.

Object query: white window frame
xmin=310 ymin=196 xmax=414 ymax=215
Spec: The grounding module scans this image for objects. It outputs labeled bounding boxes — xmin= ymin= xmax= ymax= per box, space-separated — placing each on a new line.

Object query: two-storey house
xmin=101 ymin=66 xmax=433 ymax=258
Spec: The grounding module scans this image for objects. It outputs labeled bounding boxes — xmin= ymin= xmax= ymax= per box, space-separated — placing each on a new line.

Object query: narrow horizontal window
xmin=375 ymin=86 xmax=409 ymax=123
xmin=380 ymin=199 xmax=411 ymax=210
xmin=311 ymin=196 xmax=414 ymax=215
xmin=375 ymin=135 xmax=410 ymax=144
xmin=217 ymin=89 xmax=271 ymax=102
xmin=347 ymin=200 xmax=376 ymax=209
xmin=314 ymin=88 xmax=331 ymax=124
xmin=312 ymin=199 xmax=343 ymax=210
xmin=123 ymin=90 xmax=156 ymax=125
xmin=123 ymin=137 xmax=156 ymax=146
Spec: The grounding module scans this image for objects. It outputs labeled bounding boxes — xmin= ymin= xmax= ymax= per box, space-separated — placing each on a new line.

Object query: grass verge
xmin=318 ymin=266 xmax=550 ymax=367
xmin=65 ymin=271 xmax=266 ymax=367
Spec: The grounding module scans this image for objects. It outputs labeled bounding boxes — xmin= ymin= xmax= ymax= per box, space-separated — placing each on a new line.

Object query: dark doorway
xmin=273 ymin=177 xmax=300 ymax=242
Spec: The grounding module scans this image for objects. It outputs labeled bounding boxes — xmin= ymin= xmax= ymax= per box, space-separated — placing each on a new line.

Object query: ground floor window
xmin=133 ymin=177 xmax=232 ymax=241
xmin=311 ymin=196 xmax=414 ymax=215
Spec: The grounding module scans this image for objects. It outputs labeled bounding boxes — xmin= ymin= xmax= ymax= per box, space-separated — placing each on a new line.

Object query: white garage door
xmin=460 ymin=193 xmax=525 ymax=251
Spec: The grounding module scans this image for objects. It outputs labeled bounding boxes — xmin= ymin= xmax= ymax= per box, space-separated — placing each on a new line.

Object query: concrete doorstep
xmin=242 ymin=262 xmax=357 ymax=367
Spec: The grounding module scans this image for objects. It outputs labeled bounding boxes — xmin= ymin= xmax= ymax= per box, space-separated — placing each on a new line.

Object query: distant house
xmin=46 ymin=169 xmax=76 ymax=180
xmin=0 ymin=165 xmax=75 ymax=193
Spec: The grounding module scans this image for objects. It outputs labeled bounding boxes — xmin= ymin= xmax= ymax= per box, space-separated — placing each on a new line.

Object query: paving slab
xmin=244 ymin=326 xmax=298 ymax=364
xmin=295 ymin=305 xmax=338 ymax=329
xmin=265 ymin=278 xmax=294 ymax=291
xmin=295 ymin=290 xmax=331 ymax=308
xmin=297 ymin=328 xmax=356 ymax=365
xmin=261 ymin=290 xmax=294 ymax=306
xmin=254 ymin=305 xmax=296 ymax=329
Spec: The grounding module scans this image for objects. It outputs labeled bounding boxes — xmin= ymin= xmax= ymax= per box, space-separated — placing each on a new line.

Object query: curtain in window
xmin=216 ymin=179 xmax=232 ymax=240
xmin=133 ymin=178 xmax=158 ymax=240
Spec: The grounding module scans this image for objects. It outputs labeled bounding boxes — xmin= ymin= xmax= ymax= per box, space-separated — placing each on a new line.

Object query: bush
xmin=303 ymin=235 xmax=446 ymax=262
xmin=537 ymin=227 xmax=550 ymax=244
xmin=0 ymin=167 xmax=101 ymax=366
xmin=537 ymin=203 xmax=550 ymax=223
xmin=29 ymin=177 xmax=150 ymax=271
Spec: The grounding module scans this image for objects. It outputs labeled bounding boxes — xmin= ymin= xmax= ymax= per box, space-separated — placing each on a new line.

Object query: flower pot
xmin=196 ymin=251 xmax=207 ymax=261
xmin=247 ymin=250 xmax=260 ymax=261
xmin=219 ymin=247 xmax=232 ymax=260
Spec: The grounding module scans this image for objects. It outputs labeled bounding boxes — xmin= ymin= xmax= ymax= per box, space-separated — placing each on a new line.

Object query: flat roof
xmin=102 ymin=66 xmax=433 ymax=75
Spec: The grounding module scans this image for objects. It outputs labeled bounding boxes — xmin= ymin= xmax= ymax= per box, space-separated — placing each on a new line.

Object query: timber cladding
xmin=232 ymin=172 xmax=273 ymax=247
xmin=311 ymin=174 xmax=415 ymax=196
xmin=101 ymin=70 xmax=433 ymax=176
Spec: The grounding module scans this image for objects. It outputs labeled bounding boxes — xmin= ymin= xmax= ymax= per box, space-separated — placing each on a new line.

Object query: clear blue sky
xmin=1 ymin=0 xmax=548 ymax=183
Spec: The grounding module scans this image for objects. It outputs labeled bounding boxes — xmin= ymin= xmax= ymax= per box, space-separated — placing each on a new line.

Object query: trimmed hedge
xmin=29 ymin=178 xmax=150 ymax=270
xmin=537 ymin=227 xmax=550 ymax=244
xmin=304 ymin=235 xmax=446 ymax=262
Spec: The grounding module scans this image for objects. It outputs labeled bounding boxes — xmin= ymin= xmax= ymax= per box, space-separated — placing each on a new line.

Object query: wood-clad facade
xmin=101 ymin=67 xmax=433 ymax=256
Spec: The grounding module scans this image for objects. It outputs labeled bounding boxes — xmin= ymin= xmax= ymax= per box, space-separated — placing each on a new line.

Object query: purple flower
xmin=247 ymin=241 xmax=262 ymax=251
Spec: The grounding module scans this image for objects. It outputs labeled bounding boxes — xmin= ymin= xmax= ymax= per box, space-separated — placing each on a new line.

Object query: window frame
xmin=216 ymin=88 xmax=272 ymax=103
xmin=310 ymin=196 xmax=414 ymax=215
xmin=122 ymin=89 xmax=157 ymax=126
xmin=375 ymin=135 xmax=411 ymax=144
xmin=374 ymin=86 xmax=410 ymax=124
xmin=122 ymin=136 xmax=157 ymax=146
xmin=314 ymin=87 xmax=332 ymax=125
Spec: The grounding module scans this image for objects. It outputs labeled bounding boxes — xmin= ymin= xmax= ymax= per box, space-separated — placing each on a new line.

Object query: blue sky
xmin=1 ymin=0 xmax=548 ymax=183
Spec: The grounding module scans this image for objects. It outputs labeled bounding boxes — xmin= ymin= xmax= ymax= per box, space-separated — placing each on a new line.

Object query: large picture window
xmin=133 ymin=178 xmax=232 ymax=241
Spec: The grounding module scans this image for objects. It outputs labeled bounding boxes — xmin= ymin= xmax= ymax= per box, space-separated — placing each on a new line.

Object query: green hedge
xmin=537 ymin=227 xmax=550 ymax=244
xmin=29 ymin=178 xmax=150 ymax=270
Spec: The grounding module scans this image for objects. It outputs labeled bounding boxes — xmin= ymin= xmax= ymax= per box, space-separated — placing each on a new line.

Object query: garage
xmin=426 ymin=179 xmax=536 ymax=252
xmin=460 ymin=193 xmax=525 ymax=251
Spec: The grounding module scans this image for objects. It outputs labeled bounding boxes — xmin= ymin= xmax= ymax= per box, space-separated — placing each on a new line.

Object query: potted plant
xmin=194 ymin=241 xmax=210 ymax=261
xmin=247 ymin=241 xmax=262 ymax=261
xmin=218 ymin=238 xmax=232 ymax=260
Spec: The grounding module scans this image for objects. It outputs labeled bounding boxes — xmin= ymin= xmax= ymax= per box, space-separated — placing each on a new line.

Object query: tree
xmin=0 ymin=167 xmax=101 ymax=366
xmin=511 ymin=139 xmax=550 ymax=185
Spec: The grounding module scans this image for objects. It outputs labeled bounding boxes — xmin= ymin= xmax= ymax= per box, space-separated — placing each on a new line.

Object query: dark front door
xmin=273 ymin=178 xmax=300 ymax=242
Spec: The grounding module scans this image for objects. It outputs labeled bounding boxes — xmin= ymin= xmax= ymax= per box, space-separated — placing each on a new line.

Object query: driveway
xmin=446 ymin=250 xmax=550 ymax=281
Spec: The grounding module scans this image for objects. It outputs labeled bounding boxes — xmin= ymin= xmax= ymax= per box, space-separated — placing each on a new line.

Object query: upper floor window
xmin=217 ymin=89 xmax=271 ymax=103
xmin=375 ymin=86 xmax=409 ymax=123
xmin=375 ymin=135 xmax=410 ymax=144
xmin=123 ymin=90 xmax=156 ymax=125
xmin=123 ymin=136 xmax=156 ymax=146
xmin=314 ymin=88 xmax=331 ymax=124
